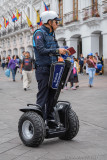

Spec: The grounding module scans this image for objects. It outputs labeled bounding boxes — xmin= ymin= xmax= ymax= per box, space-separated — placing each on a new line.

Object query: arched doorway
xmin=71 ymin=34 xmax=82 ymax=58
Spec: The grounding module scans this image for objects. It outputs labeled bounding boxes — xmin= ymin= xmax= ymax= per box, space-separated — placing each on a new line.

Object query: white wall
xmin=91 ymin=34 xmax=100 ymax=55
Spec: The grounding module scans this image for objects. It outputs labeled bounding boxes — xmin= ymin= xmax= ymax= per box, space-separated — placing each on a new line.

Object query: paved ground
xmin=0 ymin=67 xmax=107 ymax=160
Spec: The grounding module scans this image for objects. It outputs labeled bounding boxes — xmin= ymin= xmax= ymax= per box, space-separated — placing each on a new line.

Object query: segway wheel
xmin=18 ymin=111 xmax=45 ymax=147
xmin=59 ymin=109 xmax=79 ymax=140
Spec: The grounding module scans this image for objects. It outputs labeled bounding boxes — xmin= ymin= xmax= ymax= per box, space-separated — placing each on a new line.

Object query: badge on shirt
xmin=36 ymin=36 xmax=41 ymax=39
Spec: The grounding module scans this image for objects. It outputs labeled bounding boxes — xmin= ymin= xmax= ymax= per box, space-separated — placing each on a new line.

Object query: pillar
xmin=82 ymin=34 xmax=100 ymax=58
xmin=66 ymin=37 xmax=78 ymax=57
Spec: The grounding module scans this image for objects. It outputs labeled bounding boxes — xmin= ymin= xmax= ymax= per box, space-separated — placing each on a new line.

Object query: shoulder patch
xmin=36 ymin=36 xmax=41 ymax=39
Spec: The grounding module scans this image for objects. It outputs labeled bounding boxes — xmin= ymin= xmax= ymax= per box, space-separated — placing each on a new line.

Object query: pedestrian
xmin=33 ymin=11 xmax=69 ymax=127
xmin=8 ymin=55 xmax=18 ymax=82
xmin=20 ymin=51 xmax=26 ymax=80
xmin=20 ymin=51 xmax=33 ymax=91
xmin=86 ymin=53 xmax=97 ymax=87
xmin=78 ymin=53 xmax=84 ymax=74
xmin=15 ymin=55 xmax=20 ymax=74
xmin=5 ymin=57 xmax=9 ymax=68
xmin=73 ymin=58 xmax=79 ymax=88
xmin=1 ymin=57 xmax=5 ymax=70
xmin=7 ymin=55 xmax=11 ymax=62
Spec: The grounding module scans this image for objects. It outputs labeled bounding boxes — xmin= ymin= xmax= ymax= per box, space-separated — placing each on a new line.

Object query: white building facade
xmin=0 ymin=0 xmax=107 ymax=73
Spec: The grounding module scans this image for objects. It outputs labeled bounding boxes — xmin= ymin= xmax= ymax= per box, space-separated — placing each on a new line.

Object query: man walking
xmin=20 ymin=51 xmax=33 ymax=91
xmin=79 ymin=53 xmax=84 ymax=74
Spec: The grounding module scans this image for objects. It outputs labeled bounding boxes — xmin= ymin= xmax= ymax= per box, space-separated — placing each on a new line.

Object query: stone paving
xmin=0 ymin=67 xmax=107 ymax=160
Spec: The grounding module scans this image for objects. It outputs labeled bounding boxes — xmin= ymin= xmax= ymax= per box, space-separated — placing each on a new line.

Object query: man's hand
xmin=20 ymin=70 xmax=22 ymax=74
xmin=58 ymin=48 xmax=68 ymax=55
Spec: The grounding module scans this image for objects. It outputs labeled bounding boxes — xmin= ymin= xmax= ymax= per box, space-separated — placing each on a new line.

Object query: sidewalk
xmin=0 ymin=67 xmax=107 ymax=160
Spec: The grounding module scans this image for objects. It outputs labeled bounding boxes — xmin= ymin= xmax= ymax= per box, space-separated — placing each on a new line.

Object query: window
xmin=91 ymin=0 xmax=99 ymax=17
xmin=73 ymin=0 xmax=78 ymax=21
xmin=59 ymin=0 xmax=63 ymax=25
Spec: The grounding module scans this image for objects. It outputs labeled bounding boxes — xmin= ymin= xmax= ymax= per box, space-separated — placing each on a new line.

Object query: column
xmin=91 ymin=34 xmax=100 ymax=55
xmin=103 ymin=33 xmax=107 ymax=74
xmin=66 ymin=38 xmax=78 ymax=57
xmin=82 ymin=34 xmax=100 ymax=58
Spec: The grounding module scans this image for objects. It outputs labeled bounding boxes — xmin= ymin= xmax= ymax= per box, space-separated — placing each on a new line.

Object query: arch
xmin=13 ymin=48 xmax=18 ymax=56
xmin=58 ymin=38 xmax=66 ymax=47
xmin=71 ymin=34 xmax=81 ymax=38
xmin=71 ymin=34 xmax=82 ymax=58
xmin=2 ymin=50 xmax=6 ymax=58
xmin=91 ymin=30 xmax=102 ymax=34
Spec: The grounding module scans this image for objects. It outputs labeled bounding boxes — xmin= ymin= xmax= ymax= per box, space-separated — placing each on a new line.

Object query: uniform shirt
xmin=33 ymin=25 xmax=59 ymax=66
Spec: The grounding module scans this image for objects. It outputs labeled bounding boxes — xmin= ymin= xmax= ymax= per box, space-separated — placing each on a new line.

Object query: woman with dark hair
xmin=86 ymin=53 xmax=97 ymax=87
xmin=8 ymin=55 xmax=18 ymax=81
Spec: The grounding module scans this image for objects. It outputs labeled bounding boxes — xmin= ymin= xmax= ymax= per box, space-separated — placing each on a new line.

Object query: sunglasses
xmin=55 ymin=21 xmax=59 ymax=25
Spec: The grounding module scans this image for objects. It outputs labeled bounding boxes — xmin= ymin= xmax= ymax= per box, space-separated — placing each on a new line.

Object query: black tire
xmin=18 ymin=111 xmax=45 ymax=147
xmin=59 ymin=109 xmax=79 ymax=140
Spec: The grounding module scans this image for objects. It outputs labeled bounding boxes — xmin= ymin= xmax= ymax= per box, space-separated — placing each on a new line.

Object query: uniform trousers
xmin=35 ymin=66 xmax=56 ymax=120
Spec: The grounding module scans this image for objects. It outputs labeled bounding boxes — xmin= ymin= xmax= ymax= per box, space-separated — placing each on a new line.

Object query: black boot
xmin=47 ymin=119 xmax=58 ymax=129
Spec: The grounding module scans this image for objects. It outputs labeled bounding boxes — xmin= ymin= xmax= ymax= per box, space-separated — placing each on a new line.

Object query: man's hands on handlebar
xmin=58 ymin=48 xmax=71 ymax=56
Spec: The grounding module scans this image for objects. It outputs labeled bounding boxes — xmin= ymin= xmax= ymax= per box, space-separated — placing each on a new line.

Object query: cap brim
xmin=54 ymin=18 xmax=62 ymax=21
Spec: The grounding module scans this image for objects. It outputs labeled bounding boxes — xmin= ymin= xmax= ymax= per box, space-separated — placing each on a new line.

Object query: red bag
xmin=73 ymin=67 xmax=77 ymax=75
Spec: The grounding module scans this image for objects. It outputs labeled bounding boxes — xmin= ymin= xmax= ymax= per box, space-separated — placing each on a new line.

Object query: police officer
xmin=33 ymin=11 xmax=69 ymax=127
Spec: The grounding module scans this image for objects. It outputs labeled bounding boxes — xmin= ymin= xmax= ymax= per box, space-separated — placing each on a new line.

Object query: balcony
xmin=0 ymin=22 xmax=29 ymax=38
xmin=82 ymin=4 xmax=101 ymax=21
xmin=63 ymin=11 xmax=80 ymax=25
xmin=102 ymin=0 xmax=107 ymax=14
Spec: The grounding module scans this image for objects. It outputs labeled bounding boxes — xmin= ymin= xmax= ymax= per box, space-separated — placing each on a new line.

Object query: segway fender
xmin=56 ymin=101 xmax=71 ymax=127
xmin=20 ymin=104 xmax=43 ymax=117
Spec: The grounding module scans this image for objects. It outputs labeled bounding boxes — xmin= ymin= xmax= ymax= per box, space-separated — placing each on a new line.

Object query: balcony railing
xmin=82 ymin=4 xmax=101 ymax=21
xmin=0 ymin=22 xmax=29 ymax=38
xmin=63 ymin=11 xmax=80 ymax=24
xmin=102 ymin=0 xmax=107 ymax=14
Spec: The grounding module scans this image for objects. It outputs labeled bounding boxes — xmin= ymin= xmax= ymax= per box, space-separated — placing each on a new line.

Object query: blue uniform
xmin=33 ymin=25 xmax=59 ymax=120
xmin=33 ymin=25 xmax=59 ymax=66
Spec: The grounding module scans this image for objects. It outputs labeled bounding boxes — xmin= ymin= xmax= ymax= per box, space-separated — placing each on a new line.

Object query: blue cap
xmin=88 ymin=53 xmax=93 ymax=56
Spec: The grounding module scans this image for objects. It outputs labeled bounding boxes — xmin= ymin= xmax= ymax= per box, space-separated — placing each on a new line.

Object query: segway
xmin=18 ymin=58 xmax=79 ymax=147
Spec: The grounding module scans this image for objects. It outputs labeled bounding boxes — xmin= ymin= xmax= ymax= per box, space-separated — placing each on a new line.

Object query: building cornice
xmin=0 ymin=28 xmax=30 ymax=40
